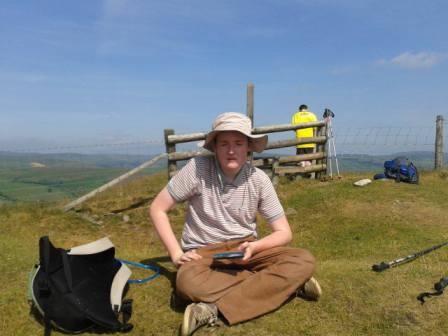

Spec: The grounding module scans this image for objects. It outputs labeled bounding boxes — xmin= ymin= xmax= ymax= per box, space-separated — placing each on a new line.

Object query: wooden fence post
xmin=247 ymin=82 xmax=254 ymax=162
xmin=164 ymin=129 xmax=177 ymax=178
xmin=315 ymin=124 xmax=327 ymax=179
xmin=246 ymin=82 xmax=254 ymax=124
xmin=271 ymin=157 xmax=279 ymax=186
xmin=435 ymin=115 xmax=444 ymax=170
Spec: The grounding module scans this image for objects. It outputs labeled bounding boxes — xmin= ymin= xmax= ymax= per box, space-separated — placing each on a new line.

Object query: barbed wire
xmin=1 ymin=125 xmax=443 ymax=153
xmin=331 ymin=126 xmax=438 ymax=148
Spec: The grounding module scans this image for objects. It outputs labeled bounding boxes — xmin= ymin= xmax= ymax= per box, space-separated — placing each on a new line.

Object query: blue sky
xmin=1 ymin=0 xmax=447 ymax=153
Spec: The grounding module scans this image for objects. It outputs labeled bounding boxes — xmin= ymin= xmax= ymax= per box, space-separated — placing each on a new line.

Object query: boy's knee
xmin=284 ymin=248 xmax=316 ymax=280
xmin=296 ymin=248 xmax=316 ymax=267
xmin=176 ymin=265 xmax=194 ymax=298
xmin=176 ymin=264 xmax=209 ymax=301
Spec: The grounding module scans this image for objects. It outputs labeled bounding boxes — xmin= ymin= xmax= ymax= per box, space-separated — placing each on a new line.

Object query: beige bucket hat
xmin=203 ymin=112 xmax=268 ymax=153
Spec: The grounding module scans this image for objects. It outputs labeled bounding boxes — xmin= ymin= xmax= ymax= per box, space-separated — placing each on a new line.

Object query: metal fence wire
xmin=0 ymin=119 xmax=445 ymax=205
xmin=332 ymin=126 xmax=438 ymax=153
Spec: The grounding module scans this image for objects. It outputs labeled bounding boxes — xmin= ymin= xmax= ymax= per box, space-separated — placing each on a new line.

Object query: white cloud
xmin=377 ymin=51 xmax=447 ymax=69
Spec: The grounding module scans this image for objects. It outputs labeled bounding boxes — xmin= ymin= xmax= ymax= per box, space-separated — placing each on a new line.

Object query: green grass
xmin=1 ymin=171 xmax=448 ymax=335
xmin=0 ymin=166 xmax=159 ymax=203
xmin=0 ymin=167 xmax=106 ymax=201
xmin=0 ymin=152 xmax=164 ymax=204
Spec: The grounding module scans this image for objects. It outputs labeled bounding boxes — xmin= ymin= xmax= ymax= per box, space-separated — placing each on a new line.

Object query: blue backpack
xmin=384 ymin=157 xmax=419 ymax=184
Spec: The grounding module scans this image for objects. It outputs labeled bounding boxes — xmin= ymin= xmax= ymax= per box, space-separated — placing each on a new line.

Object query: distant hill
xmin=0 ymin=151 xmax=445 ymax=204
xmin=0 ymin=151 xmax=440 ymax=172
xmin=0 ymin=150 xmax=442 ymax=172
xmin=0 ymin=152 xmax=166 ymax=204
xmin=0 ymin=151 xmax=166 ymax=169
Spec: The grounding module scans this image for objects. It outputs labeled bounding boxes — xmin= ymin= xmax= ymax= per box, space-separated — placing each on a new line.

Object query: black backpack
xmin=384 ymin=157 xmax=419 ymax=184
xmin=29 ymin=236 xmax=133 ymax=335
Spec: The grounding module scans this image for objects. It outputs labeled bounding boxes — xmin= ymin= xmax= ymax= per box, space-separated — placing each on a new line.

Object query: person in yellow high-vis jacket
xmin=291 ymin=104 xmax=317 ymax=157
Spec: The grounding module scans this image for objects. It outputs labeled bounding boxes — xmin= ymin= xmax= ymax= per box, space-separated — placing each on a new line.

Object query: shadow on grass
xmin=29 ymin=304 xmax=129 ymax=335
xmin=29 ymin=305 xmax=46 ymax=332
xmin=140 ymin=256 xmax=191 ymax=313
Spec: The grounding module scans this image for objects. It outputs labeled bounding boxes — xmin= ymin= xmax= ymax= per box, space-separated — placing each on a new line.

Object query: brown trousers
xmin=176 ymin=237 xmax=316 ymax=325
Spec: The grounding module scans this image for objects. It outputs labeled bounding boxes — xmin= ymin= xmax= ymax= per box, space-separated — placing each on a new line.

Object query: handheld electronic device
xmin=213 ymin=251 xmax=244 ymax=260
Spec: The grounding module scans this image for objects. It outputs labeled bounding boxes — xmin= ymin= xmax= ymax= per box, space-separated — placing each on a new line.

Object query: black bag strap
xmin=60 ymin=250 xmax=73 ymax=292
xmin=39 ymin=236 xmax=51 ymax=272
xmin=119 ymin=299 xmax=134 ymax=332
xmin=417 ymin=289 xmax=444 ymax=304
xmin=44 ymin=316 xmax=52 ymax=336
xmin=112 ymin=299 xmax=133 ymax=333
xmin=417 ymin=277 xmax=448 ymax=304
xmin=38 ymin=237 xmax=53 ymax=336
xmin=38 ymin=237 xmax=51 ymax=296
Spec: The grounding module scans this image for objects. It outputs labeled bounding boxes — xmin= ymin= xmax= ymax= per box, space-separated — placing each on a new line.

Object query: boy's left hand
xmin=238 ymin=241 xmax=258 ymax=261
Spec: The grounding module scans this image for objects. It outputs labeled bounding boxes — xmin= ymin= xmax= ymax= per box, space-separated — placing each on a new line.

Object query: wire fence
xmin=332 ymin=126 xmax=438 ymax=154
xmin=0 ymin=123 xmax=446 ymax=205
xmin=0 ymin=139 xmax=165 ymax=155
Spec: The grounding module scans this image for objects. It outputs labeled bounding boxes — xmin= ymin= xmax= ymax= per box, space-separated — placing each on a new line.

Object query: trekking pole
xmin=326 ymin=123 xmax=333 ymax=178
xmin=417 ymin=276 xmax=448 ymax=304
xmin=323 ymin=108 xmax=340 ymax=178
xmin=372 ymin=241 xmax=448 ymax=272
xmin=328 ymin=118 xmax=340 ymax=177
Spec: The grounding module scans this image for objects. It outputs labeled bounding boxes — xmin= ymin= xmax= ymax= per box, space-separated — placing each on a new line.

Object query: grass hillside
xmin=1 ymin=170 xmax=448 ymax=335
xmin=0 ymin=151 xmax=163 ymax=169
xmin=0 ymin=152 xmax=165 ymax=203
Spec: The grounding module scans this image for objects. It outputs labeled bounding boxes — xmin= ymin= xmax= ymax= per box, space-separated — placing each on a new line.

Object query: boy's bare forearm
xmin=151 ymin=210 xmax=183 ymax=262
xmin=149 ymin=187 xmax=183 ymax=263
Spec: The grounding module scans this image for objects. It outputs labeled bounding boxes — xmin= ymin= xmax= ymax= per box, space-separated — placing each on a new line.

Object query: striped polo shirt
xmin=167 ymin=156 xmax=285 ymax=250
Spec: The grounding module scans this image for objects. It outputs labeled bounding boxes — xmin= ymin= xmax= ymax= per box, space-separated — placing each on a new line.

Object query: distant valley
xmin=0 ymin=151 xmax=444 ymax=203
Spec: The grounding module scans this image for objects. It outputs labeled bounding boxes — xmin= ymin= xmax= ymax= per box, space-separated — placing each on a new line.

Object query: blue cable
xmin=117 ymin=259 xmax=160 ymax=284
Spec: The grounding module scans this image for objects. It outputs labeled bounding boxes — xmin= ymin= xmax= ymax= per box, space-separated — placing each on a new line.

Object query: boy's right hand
xmin=173 ymin=249 xmax=202 ymax=268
